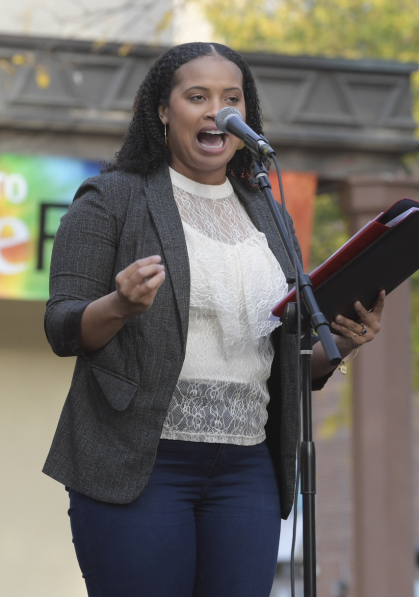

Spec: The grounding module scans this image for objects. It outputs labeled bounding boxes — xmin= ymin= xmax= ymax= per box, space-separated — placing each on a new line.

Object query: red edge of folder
xmin=272 ymin=197 xmax=418 ymax=319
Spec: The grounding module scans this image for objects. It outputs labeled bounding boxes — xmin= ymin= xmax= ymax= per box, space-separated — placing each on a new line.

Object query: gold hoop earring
xmin=237 ymin=140 xmax=245 ymax=150
xmin=164 ymin=124 xmax=168 ymax=147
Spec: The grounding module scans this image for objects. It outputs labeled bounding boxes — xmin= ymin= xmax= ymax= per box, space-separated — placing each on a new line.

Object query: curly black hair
xmin=104 ymin=42 xmax=266 ymax=183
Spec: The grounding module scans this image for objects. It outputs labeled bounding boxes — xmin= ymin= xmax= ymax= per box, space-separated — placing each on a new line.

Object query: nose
xmin=204 ymin=99 xmax=224 ymax=120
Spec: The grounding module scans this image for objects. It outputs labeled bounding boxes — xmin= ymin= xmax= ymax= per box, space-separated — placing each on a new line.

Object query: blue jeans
xmin=68 ymin=439 xmax=281 ymax=597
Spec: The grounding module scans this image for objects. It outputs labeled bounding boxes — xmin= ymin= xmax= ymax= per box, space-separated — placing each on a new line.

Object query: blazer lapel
xmin=228 ymin=175 xmax=297 ymax=282
xmin=144 ymin=166 xmax=190 ymax=347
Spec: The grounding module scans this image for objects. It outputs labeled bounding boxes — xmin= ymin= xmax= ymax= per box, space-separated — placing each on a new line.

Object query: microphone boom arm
xmin=250 ymin=159 xmax=341 ymax=366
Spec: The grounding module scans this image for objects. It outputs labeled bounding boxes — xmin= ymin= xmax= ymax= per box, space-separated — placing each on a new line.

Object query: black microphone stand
xmin=250 ymin=157 xmax=341 ymax=597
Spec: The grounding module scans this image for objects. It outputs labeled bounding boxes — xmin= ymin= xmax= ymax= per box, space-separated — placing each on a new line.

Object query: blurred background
xmin=1 ymin=2 xmax=419 ymax=596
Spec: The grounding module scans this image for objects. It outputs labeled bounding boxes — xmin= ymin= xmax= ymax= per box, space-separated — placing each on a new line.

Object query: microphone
xmin=215 ymin=107 xmax=275 ymax=158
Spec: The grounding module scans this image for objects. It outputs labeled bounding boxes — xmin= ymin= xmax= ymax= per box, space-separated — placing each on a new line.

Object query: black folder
xmin=272 ymin=198 xmax=419 ymax=323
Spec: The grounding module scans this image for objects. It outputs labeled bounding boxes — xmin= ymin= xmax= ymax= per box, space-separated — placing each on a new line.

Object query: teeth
xmin=198 ymin=138 xmax=224 ymax=148
xmin=197 ymin=130 xmax=224 ymax=149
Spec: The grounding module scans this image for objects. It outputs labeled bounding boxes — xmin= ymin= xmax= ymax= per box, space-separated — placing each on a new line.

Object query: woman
xmin=43 ymin=42 xmax=384 ymax=597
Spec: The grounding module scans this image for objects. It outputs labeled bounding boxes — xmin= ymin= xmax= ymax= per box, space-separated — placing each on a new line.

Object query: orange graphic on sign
xmin=268 ymin=171 xmax=317 ymax=270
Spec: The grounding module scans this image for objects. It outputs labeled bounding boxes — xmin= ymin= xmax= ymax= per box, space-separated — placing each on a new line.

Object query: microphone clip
xmin=258 ymin=135 xmax=275 ymax=157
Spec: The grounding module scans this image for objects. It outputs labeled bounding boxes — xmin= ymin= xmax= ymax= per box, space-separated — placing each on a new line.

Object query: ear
xmin=158 ymin=104 xmax=169 ymax=125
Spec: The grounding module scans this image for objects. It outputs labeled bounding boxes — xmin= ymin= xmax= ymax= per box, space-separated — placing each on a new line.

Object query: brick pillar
xmin=340 ymin=175 xmax=419 ymax=597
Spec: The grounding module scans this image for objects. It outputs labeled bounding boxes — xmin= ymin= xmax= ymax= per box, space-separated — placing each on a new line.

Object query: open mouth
xmin=197 ymin=130 xmax=226 ymax=149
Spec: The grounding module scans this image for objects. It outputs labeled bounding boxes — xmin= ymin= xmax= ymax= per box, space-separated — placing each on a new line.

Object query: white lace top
xmin=160 ymin=168 xmax=288 ymax=445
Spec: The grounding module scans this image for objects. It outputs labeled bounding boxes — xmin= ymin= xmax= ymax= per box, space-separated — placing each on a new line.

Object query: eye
xmin=224 ymin=95 xmax=241 ymax=104
xmin=190 ymin=94 xmax=205 ymax=101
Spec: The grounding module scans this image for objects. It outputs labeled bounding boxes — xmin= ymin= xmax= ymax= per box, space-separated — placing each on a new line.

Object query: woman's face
xmin=158 ymin=55 xmax=246 ymax=185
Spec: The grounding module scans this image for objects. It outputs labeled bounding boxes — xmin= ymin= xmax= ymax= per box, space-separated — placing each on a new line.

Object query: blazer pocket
xmin=90 ymin=365 xmax=138 ymax=412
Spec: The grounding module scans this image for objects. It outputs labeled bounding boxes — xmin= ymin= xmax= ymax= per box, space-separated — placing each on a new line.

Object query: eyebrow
xmin=183 ymin=86 xmax=243 ymax=93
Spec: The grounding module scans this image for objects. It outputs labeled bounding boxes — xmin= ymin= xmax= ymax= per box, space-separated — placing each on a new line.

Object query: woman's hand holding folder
xmin=312 ymin=290 xmax=385 ymax=379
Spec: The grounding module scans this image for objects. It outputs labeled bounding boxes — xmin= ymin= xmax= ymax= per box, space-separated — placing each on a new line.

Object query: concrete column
xmin=340 ymin=175 xmax=419 ymax=597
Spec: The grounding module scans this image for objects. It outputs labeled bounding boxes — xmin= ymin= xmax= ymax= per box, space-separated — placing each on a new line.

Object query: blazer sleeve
xmin=44 ymin=179 xmax=123 ymax=358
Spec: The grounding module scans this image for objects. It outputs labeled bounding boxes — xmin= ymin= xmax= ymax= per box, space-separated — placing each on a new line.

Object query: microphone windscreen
xmin=215 ymin=107 xmax=243 ymax=133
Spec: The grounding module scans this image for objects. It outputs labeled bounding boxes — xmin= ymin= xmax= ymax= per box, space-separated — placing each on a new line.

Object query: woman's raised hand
xmin=79 ymin=256 xmax=165 ymax=352
xmin=115 ymin=255 xmax=165 ymax=317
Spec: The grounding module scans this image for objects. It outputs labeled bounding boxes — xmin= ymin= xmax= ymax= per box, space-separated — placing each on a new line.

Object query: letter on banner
xmin=0 ymin=217 xmax=30 ymax=274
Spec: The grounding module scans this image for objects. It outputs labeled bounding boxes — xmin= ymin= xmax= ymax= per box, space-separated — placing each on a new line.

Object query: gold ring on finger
xmin=358 ymin=323 xmax=367 ymax=336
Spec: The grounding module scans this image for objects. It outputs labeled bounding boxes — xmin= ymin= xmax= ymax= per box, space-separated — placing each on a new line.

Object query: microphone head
xmin=215 ymin=107 xmax=243 ymax=133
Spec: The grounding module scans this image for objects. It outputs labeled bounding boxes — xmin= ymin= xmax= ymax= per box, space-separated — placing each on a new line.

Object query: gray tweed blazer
xmin=43 ymin=164 xmax=327 ymax=520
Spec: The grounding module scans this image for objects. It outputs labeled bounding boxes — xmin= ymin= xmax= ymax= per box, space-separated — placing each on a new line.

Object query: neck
xmin=169 ymin=160 xmax=227 ymax=186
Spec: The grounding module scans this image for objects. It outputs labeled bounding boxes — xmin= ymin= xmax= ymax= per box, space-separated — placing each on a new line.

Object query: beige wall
xmin=0 ymin=299 xmax=85 ymax=597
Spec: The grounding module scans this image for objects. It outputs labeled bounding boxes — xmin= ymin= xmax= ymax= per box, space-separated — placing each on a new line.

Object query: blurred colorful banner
xmin=0 ymin=154 xmax=99 ymax=300
xmin=0 ymin=154 xmax=317 ymax=301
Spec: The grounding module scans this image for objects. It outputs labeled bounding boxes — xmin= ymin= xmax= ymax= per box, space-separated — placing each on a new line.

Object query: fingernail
xmin=336 ymin=315 xmax=342 ymax=322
